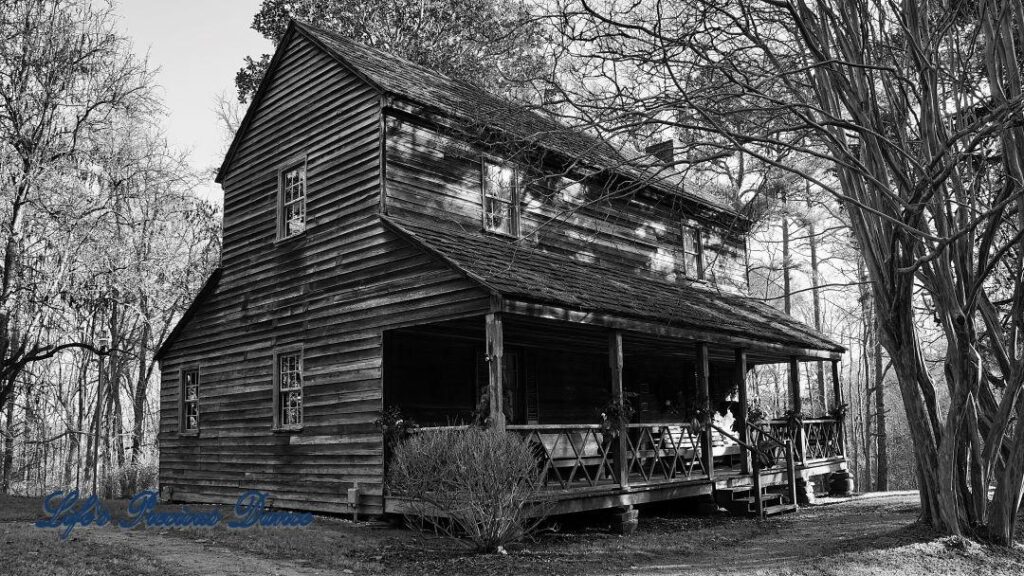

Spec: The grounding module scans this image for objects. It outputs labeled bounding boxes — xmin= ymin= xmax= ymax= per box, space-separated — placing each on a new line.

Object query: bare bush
xmin=387 ymin=426 xmax=548 ymax=552
xmin=101 ymin=462 xmax=159 ymax=498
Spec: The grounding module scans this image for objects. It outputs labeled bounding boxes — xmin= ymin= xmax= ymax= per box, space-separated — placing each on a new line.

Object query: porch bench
xmin=711 ymin=430 xmax=742 ymax=459
xmin=653 ymin=426 xmax=701 ymax=459
xmin=652 ymin=426 xmax=742 ymax=461
xmin=536 ymin=431 xmax=609 ymax=470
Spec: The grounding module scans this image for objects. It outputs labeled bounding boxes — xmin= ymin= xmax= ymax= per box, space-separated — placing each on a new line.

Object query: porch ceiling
xmin=383 ymin=216 xmax=843 ymax=362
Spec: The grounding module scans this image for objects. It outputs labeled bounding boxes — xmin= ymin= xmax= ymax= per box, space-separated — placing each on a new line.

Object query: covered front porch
xmin=382 ymin=305 xmax=848 ymax=516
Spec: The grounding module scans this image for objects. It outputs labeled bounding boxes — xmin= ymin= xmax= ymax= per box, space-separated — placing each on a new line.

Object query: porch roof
xmin=383 ymin=217 xmax=844 ymax=356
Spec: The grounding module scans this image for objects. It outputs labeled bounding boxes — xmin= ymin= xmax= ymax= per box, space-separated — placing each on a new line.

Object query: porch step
xmin=762 ymin=503 xmax=798 ymax=517
xmin=734 ymin=493 xmax=782 ymax=511
xmin=714 ymin=486 xmax=795 ymax=517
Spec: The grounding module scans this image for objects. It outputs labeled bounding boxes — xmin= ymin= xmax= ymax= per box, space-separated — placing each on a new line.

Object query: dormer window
xmin=683 ymin=225 xmax=704 ymax=280
xmin=481 ymin=160 xmax=519 ymax=237
xmin=278 ymin=161 xmax=307 ymax=239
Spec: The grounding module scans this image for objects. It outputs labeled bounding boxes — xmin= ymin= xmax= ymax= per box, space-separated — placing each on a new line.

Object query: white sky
xmin=114 ymin=0 xmax=272 ymax=203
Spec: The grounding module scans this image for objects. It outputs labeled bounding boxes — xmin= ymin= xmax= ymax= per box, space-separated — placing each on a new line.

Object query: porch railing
xmin=398 ymin=417 xmax=843 ymax=494
xmin=506 ymin=422 xmax=711 ymax=490
xmin=803 ymin=418 xmax=844 ymax=461
xmin=508 ymin=424 xmax=618 ymax=490
xmin=755 ymin=417 xmax=844 ymax=464
xmin=746 ymin=421 xmax=791 ymax=471
xmin=624 ymin=422 xmax=708 ymax=484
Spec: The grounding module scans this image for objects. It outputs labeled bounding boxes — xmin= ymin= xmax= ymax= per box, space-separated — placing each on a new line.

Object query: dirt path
xmin=8 ymin=491 xmax=1024 ymax=576
xmin=69 ymin=525 xmax=333 ymax=576
xmin=611 ymin=492 xmax=1023 ymax=576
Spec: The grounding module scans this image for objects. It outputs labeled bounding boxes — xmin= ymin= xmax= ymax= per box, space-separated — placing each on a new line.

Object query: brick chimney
xmin=646 ymin=140 xmax=675 ymax=165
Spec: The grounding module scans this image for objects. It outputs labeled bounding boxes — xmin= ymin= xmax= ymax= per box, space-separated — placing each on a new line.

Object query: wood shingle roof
xmin=287 ymin=21 xmax=740 ymax=218
xmin=383 ymin=216 xmax=843 ymax=354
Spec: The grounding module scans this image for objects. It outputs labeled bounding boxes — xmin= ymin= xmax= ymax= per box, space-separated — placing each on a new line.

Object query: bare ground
xmin=3 ymin=491 xmax=1024 ymax=575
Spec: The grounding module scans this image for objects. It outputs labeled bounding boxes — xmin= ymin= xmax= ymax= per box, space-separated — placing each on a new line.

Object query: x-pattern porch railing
xmin=624 ymin=423 xmax=707 ymax=483
xmin=508 ymin=424 xmax=618 ymax=490
xmin=397 ymin=417 xmax=842 ymax=495
xmin=757 ymin=418 xmax=844 ymax=464
xmin=803 ymin=418 xmax=843 ymax=460
xmin=506 ymin=422 xmax=711 ymax=490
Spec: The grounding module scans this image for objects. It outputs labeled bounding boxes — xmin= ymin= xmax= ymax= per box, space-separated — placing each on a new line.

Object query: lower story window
xmin=276 ymin=352 xmax=303 ymax=429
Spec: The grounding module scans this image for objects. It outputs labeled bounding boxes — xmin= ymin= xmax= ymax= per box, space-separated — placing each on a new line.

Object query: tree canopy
xmin=235 ymin=0 xmax=551 ymax=102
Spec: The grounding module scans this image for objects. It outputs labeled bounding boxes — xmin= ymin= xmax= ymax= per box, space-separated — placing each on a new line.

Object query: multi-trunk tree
xmin=547 ymin=0 xmax=1024 ymax=544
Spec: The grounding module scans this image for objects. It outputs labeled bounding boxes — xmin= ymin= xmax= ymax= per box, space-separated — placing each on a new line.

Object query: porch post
xmin=789 ymin=357 xmax=805 ymax=462
xmin=789 ymin=357 xmax=802 ymax=413
xmin=609 ymin=330 xmax=629 ymax=488
xmin=832 ymin=359 xmax=845 ymax=456
xmin=829 ymin=358 xmax=855 ymax=496
xmin=697 ymin=342 xmax=713 ymax=480
xmin=485 ymin=312 xmax=505 ymax=431
xmin=735 ymin=348 xmax=751 ymax=475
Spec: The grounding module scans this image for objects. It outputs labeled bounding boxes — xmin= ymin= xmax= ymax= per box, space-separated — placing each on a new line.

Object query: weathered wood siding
xmin=383 ymin=113 xmax=748 ymax=293
xmin=157 ymin=32 xmax=491 ymax=515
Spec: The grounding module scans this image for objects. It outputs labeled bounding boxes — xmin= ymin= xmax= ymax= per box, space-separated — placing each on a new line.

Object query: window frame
xmin=276 ymin=156 xmax=308 ymax=241
xmin=480 ymin=158 xmax=521 ymax=238
xmin=682 ymin=224 xmax=705 ymax=280
xmin=273 ymin=348 xmax=304 ymax=432
xmin=179 ymin=367 xmax=201 ymax=435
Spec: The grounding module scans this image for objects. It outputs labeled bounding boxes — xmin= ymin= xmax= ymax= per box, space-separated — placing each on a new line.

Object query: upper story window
xmin=180 ymin=368 xmax=200 ymax=433
xmin=274 ymin=351 xmax=303 ymax=430
xmin=481 ymin=160 xmax=519 ymax=237
xmin=278 ymin=161 xmax=307 ymax=239
xmin=682 ymin=225 xmax=705 ymax=280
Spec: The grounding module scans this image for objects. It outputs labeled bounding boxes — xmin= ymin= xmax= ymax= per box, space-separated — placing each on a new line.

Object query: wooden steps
xmin=714 ymin=485 xmax=797 ymax=518
xmin=762 ymin=503 xmax=798 ymax=517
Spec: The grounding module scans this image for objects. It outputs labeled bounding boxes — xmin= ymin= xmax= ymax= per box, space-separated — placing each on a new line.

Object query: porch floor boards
xmin=528 ymin=457 xmax=847 ymax=515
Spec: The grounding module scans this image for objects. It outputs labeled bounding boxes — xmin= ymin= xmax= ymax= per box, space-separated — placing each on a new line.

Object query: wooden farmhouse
xmin=156 ymin=20 xmax=851 ymax=519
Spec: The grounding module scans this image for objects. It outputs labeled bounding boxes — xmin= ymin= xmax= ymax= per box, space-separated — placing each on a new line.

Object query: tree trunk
xmin=805 ymin=198 xmax=826 ymax=412
xmin=1 ymin=384 xmax=15 ymax=493
xmin=131 ymin=293 xmax=151 ymax=465
xmin=781 ymin=188 xmax=792 ymax=316
xmin=874 ymin=280 xmax=944 ymax=528
xmin=859 ymin=273 xmax=874 ymax=491
xmin=874 ymin=318 xmax=889 ymax=491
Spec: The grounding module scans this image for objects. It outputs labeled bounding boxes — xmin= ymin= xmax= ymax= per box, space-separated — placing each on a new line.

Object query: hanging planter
xmin=599 ymin=395 xmax=636 ymax=436
xmin=828 ymin=403 xmax=849 ymax=421
xmin=783 ymin=409 xmax=806 ymax=432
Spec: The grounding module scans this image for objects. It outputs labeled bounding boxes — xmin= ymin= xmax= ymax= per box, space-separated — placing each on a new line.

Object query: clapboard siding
xmin=159 ymin=223 xmax=491 ymax=515
xmin=158 ymin=31 xmax=491 ymax=516
xmin=383 ymin=114 xmax=748 ymax=294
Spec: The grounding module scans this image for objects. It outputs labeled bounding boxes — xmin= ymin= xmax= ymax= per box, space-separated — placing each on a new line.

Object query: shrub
xmin=101 ymin=462 xmax=159 ymax=498
xmin=387 ymin=426 xmax=548 ymax=552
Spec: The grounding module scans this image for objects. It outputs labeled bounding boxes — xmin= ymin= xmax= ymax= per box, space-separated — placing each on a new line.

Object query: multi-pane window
xmin=181 ymin=369 xmax=199 ymax=433
xmin=279 ymin=163 xmax=306 ymax=238
xmin=682 ymin=225 xmax=705 ymax=280
xmin=276 ymin=352 xmax=303 ymax=429
xmin=481 ymin=161 xmax=519 ymax=236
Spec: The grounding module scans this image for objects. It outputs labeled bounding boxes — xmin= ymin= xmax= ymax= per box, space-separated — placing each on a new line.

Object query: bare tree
xmin=0 ymin=0 xmax=153 ymax=415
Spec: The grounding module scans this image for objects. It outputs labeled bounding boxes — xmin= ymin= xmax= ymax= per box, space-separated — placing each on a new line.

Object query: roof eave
xmin=216 ymin=20 xmax=387 ymax=184
xmin=154 ymin=268 xmax=223 ymax=361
